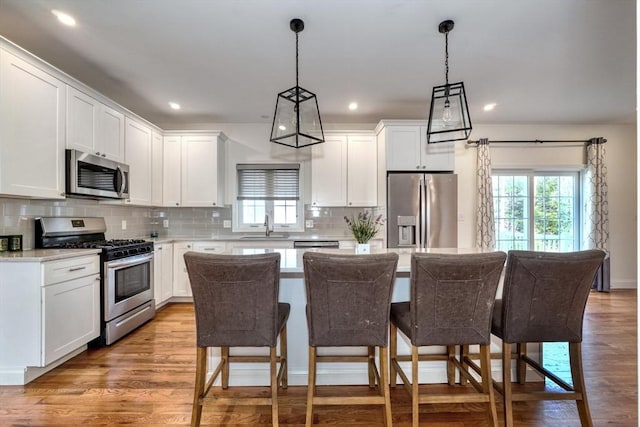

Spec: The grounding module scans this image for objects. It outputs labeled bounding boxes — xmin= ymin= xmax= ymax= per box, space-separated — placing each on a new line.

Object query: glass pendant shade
xmin=270 ymin=86 xmax=324 ymax=148
xmin=270 ymin=18 xmax=324 ymax=149
xmin=426 ymin=81 xmax=472 ymax=143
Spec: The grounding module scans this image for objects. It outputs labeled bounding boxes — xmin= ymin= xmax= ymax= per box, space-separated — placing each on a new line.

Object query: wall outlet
xmin=163 ymin=219 xmax=169 ymax=228
xmin=121 ymin=220 xmax=127 ymax=230
xmin=223 ymin=220 xmax=232 ymax=228
xmin=305 ymin=220 xmax=314 ymax=228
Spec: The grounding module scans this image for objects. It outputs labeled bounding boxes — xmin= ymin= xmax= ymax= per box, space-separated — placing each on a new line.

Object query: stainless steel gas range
xmin=35 ymin=217 xmax=155 ymax=345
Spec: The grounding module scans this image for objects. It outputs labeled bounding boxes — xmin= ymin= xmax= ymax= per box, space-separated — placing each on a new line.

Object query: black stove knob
xmin=114 ymin=251 xmax=124 ymax=258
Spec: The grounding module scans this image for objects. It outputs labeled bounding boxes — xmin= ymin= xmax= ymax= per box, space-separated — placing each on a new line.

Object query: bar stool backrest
xmin=184 ymin=252 xmax=281 ymax=348
xmin=303 ymin=252 xmax=399 ymax=347
xmin=498 ymin=249 xmax=606 ymax=344
xmin=410 ymin=251 xmax=507 ymax=346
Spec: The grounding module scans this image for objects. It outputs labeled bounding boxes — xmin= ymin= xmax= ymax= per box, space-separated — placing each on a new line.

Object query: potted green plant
xmin=344 ymin=211 xmax=385 ymax=254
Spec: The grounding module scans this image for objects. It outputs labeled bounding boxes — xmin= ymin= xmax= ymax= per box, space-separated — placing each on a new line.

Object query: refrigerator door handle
xmin=419 ymin=177 xmax=427 ymax=248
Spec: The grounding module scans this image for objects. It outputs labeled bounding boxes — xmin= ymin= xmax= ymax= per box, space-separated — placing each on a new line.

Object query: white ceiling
xmin=0 ymin=0 xmax=636 ymax=129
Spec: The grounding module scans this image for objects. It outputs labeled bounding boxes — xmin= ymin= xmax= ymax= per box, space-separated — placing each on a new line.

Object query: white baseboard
xmin=0 ymin=346 xmax=86 ymax=385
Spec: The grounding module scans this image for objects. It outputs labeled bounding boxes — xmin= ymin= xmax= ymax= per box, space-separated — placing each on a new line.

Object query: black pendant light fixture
xmin=426 ymin=19 xmax=472 ymax=144
xmin=270 ymin=18 xmax=324 ymax=149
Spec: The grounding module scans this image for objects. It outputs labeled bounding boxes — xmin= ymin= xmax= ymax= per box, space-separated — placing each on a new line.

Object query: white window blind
xmin=237 ymin=164 xmax=300 ymax=200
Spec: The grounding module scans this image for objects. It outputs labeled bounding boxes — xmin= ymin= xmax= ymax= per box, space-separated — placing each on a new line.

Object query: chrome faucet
xmin=264 ymin=213 xmax=273 ymax=237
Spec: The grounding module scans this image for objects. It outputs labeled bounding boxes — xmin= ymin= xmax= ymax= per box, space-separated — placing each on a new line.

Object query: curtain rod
xmin=466 ymin=138 xmax=606 ymax=145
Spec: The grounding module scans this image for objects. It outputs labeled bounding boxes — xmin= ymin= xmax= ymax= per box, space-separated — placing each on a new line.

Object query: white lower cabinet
xmin=172 ymin=241 xmax=227 ymax=298
xmin=43 ymin=274 xmax=100 ymax=365
xmin=0 ymin=253 xmax=100 ymax=384
xmin=153 ymin=243 xmax=173 ymax=306
xmin=172 ymin=242 xmax=193 ymax=297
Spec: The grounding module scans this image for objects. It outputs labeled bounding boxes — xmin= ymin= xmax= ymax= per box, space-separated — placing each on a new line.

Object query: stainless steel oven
xmin=104 ymin=252 xmax=154 ymax=344
xmin=35 ymin=217 xmax=155 ymax=346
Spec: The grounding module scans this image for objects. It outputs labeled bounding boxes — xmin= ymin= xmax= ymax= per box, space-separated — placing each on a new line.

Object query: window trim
xmin=233 ymin=163 xmax=305 ymax=233
xmin=492 ymin=168 xmax=582 ymax=251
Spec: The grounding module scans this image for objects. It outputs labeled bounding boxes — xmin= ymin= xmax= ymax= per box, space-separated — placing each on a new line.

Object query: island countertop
xmin=217 ymin=247 xmax=489 ymax=277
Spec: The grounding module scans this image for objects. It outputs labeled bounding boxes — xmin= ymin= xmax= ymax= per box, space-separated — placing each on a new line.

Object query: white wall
xmin=173 ymin=121 xmax=637 ymax=289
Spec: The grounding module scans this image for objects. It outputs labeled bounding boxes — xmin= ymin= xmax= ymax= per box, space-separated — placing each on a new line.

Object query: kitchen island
xmin=200 ymin=247 xmax=531 ymax=387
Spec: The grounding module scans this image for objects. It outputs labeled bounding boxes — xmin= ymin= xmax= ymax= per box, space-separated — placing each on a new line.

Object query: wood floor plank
xmin=0 ymin=291 xmax=636 ymax=426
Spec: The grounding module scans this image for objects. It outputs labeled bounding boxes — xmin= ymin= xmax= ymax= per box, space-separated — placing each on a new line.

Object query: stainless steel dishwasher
xmin=293 ymin=240 xmax=340 ymax=249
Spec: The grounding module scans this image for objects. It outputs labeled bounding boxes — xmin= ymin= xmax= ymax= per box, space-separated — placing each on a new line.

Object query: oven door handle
xmin=106 ymin=253 xmax=154 ymax=269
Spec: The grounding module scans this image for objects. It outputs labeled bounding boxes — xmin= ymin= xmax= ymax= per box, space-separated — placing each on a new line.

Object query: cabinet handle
xmin=349 ymin=202 xmax=352 ymax=205
xmin=422 ymin=165 xmax=426 ymax=169
xmin=68 ymin=266 xmax=86 ymax=272
xmin=175 ymin=203 xmax=179 ymax=206
xmin=416 ymin=165 xmax=420 ymax=169
xmin=95 ymin=152 xmax=101 ymax=156
xmin=212 ymin=202 xmax=216 ymax=206
xmin=102 ymin=154 xmax=106 ymax=157
xmin=187 ymin=245 xmax=191 ymax=248
xmin=201 ymin=248 xmax=218 ymax=251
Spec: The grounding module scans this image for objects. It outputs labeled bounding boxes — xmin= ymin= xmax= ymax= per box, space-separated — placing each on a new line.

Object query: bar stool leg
xmin=368 ymin=346 xmax=376 ymax=388
xmin=280 ymin=324 xmax=288 ymax=388
xmin=379 ymin=346 xmax=393 ymax=427
xmin=305 ymin=346 xmax=317 ymax=427
xmin=502 ymin=342 xmax=514 ymax=427
xmin=570 ymin=342 xmax=593 ymax=427
xmin=412 ymin=344 xmax=419 ymax=427
xmin=480 ymin=344 xmax=498 ymax=427
xmin=389 ymin=323 xmax=398 ymax=388
xmin=459 ymin=344 xmax=469 ymax=385
xmin=516 ymin=343 xmax=527 ymax=384
xmin=191 ymin=346 xmax=207 ymax=427
xmin=270 ymin=346 xmax=279 ymax=427
xmin=221 ymin=346 xmax=230 ymax=389
xmin=446 ymin=345 xmax=456 ymax=385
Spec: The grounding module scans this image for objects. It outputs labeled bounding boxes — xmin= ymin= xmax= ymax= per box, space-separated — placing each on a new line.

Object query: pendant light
xmin=426 ymin=19 xmax=472 ymax=144
xmin=270 ymin=18 xmax=324 ymax=149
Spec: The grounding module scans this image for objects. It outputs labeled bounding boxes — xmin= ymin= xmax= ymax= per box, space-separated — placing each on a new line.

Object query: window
xmin=492 ymin=170 xmax=580 ymax=252
xmin=236 ymin=164 xmax=303 ymax=231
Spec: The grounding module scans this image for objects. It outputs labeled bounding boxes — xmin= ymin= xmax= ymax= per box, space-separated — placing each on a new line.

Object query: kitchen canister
xmin=8 ymin=235 xmax=23 ymax=251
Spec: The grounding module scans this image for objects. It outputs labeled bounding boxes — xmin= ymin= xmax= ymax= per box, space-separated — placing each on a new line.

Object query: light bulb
xmin=442 ymin=99 xmax=452 ymax=122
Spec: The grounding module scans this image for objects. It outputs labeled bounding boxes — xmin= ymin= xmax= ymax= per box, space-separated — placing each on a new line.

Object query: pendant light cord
xmin=295 ymin=31 xmax=299 ymax=92
xmin=444 ymin=31 xmax=449 ymax=86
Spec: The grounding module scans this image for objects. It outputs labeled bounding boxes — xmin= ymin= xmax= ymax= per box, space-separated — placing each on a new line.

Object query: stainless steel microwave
xmin=65 ymin=149 xmax=130 ymax=199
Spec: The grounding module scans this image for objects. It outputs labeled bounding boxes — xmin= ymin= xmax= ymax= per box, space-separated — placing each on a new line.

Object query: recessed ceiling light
xmin=51 ymin=10 xmax=76 ymax=27
xmin=348 ymin=102 xmax=358 ymax=111
xmin=168 ymin=102 xmax=181 ymax=110
xmin=278 ymin=125 xmax=287 ymax=131
xmin=483 ymin=103 xmax=497 ymax=111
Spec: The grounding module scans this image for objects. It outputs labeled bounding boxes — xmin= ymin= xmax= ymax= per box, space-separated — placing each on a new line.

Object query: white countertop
xmin=0 ymin=248 xmax=102 ymax=262
xmin=219 ymin=247 xmax=487 ymax=276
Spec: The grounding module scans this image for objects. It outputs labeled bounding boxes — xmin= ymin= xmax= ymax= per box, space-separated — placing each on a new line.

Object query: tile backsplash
xmin=0 ymin=196 xmax=385 ymax=249
xmin=0 ymin=197 xmax=154 ymax=249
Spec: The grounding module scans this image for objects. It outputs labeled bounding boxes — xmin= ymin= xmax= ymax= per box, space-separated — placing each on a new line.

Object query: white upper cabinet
xmin=67 ymin=86 xmax=124 ymax=162
xmin=163 ymin=133 xmax=227 ymax=207
xmin=311 ymin=133 xmax=377 ymax=207
xmin=311 ymin=135 xmax=347 ymax=206
xmin=378 ymin=121 xmax=454 ymax=171
xmin=124 ymin=117 xmax=153 ymax=205
xmin=162 ymin=136 xmax=181 ymax=206
xmin=0 ymin=49 xmax=66 ymax=199
xmin=97 ymin=103 xmax=125 ymax=162
xmin=151 ymin=131 xmax=163 ymax=207
xmin=346 ymin=135 xmax=377 ymax=207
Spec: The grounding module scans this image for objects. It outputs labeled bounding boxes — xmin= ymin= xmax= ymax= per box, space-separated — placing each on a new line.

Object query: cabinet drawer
xmin=43 ymin=255 xmax=100 ymax=286
xmin=192 ymin=242 xmax=226 ymax=253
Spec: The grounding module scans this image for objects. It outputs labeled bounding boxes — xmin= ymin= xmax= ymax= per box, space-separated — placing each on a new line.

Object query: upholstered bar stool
xmin=303 ymin=252 xmax=399 ymax=427
xmin=183 ymin=252 xmax=290 ymax=427
xmin=389 ymin=251 xmax=507 ymax=427
xmin=491 ymin=249 xmax=606 ymax=427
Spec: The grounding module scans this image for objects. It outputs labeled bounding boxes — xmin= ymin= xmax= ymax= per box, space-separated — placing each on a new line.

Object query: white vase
xmin=355 ymin=243 xmax=371 ymax=254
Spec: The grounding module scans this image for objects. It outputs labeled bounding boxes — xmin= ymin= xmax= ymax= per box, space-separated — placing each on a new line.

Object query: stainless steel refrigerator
xmin=387 ymin=173 xmax=458 ymax=248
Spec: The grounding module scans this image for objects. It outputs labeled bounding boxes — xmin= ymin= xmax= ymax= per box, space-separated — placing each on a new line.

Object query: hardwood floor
xmin=0 ymin=290 xmax=636 ymax=426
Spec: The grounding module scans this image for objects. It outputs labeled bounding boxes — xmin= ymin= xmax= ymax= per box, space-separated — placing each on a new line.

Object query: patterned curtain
xmin=584 ymin=137 xmax=610 ymax=291
xmin=476 ymin=138 xmax=495 ymax=250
